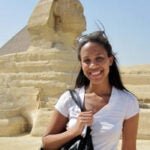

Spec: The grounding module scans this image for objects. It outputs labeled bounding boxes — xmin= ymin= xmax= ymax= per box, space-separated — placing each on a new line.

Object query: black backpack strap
xmin=69 ymin=90 xmax=92 ymax=135
xmin=69 ymin=89 xmax=84 ymax=112
xmin=69 ymin=90 xmax=94 ymax=149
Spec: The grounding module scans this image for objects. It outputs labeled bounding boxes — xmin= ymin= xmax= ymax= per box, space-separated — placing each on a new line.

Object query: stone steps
xmin=138 ymin=109 xmax=150 ymax=139
xmin=0 ymin=72 xmax=75 ymax=96
xmin=0 ymin=49 xmax=77 ymax=62
xmin=122 ymin=74 xmax=150 ymax=85
xmin=120 ymin=65 xmax=150 ymax=74
xmin=0 ymin=60 xmax=78 ymax=73
xmin=125 ymin=84 xmax=150 ymax=101
xmin=0 ymin=87 xmax=40 ymax=136
xmin=0 ymin=108 xmax=28 ymax=136
xmin=16 ymin=60 xmax=78 ymax=72
xmin=0 ymin=108 xmax=21 ymax=119
xmin=10 ymin=80 xmax=71 ymax=96
xmin=0 ymin=72 xmax=76 ymax=82
xmin=0 ymin=49 xmax=79 ymax=73
xmin=139 ymin=103 xmax=150 ymax=109
xmin=0 ymin=116 xmax=28 ymax=136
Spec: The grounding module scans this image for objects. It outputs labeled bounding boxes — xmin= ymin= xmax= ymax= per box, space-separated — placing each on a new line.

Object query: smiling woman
xmin=42 ymin=29 xmax=139 ymax=150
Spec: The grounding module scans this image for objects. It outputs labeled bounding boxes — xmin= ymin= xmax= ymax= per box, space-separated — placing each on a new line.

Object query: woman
xmin=42 ymin=31 xmax=139 ymax=150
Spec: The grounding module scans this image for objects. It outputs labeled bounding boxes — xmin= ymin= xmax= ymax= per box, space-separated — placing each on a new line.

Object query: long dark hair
xmin=75 ymin=30 xmax=126 ymax=91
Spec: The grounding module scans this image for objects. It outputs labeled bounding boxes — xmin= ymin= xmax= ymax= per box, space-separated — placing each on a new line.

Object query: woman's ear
xmin=109 ymin=56 xmax=114 ymax=66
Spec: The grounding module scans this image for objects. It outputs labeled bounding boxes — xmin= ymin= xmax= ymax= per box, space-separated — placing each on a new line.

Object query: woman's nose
xmin=89 ymin=61 xmax=98 ymax=68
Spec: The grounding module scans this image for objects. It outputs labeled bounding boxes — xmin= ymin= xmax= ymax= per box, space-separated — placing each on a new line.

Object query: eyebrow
xmin=82 ymin=53 xmax=105 ymax=59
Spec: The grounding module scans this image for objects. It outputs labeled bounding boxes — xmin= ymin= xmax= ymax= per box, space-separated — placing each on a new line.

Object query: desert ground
xmin=0 ymin=134 xmax=149 ymax=150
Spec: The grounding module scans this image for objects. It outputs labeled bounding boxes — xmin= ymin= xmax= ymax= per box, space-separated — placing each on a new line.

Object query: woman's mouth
xmin=90 ymin=70 xmax=102 ymax=76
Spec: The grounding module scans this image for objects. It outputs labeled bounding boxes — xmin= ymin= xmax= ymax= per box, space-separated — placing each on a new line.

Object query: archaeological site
xmin=0 ymin=0 xmax=149 ymax=142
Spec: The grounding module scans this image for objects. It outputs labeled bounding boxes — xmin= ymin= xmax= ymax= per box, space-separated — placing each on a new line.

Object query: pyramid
xmin=0 ymin=27 xmax=30 ymax=55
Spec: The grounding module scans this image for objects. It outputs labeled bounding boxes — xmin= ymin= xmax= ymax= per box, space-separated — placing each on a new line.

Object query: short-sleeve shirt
xmin=55 ymin=86 xmax=139 ymax=150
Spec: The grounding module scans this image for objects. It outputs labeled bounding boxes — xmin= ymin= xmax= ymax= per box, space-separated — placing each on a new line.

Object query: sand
xmin=0 ymin=134 xmax=149 ymax=150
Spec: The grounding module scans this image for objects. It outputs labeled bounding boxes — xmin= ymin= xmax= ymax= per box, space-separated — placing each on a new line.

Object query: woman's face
xmin=80 ymin=42 xmax=114 ymax=85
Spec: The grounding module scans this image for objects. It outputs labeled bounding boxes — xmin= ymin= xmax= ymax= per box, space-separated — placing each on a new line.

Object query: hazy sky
xmin=0 ymin=0 xmax=150 ymax=66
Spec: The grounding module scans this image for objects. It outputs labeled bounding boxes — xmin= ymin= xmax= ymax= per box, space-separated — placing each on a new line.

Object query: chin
xmin=90 ymin=80 xmax=103 ymax=85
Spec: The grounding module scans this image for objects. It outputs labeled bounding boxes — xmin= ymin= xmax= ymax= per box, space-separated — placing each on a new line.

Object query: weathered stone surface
xmin=121 ymin=65 xmax=150 ymax=86
xmin=0 ymin=116 xmax=27 ymax=136
xmin=0 ymin=0 xmax=85 ymax=136
xmin=0 ymin=87 xmax=40 ymax=136
xmin=126 ymin=84 xmax=150 ymax=101
xmin=27 ymin=0 xmax=85 ymax=50
xmin=31 ymin=108 xmax=53 ymax=136
xmin=138 ymin=109 xmax=150 ymax=139
xmin=121 ymin=65 xmax=150 ymax=102
xmin=121 ymin=65 xmax=150 ymax=139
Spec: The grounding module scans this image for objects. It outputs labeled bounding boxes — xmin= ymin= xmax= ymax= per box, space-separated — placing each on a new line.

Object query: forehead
xmin=80 ymin=42 xmax=107 ymax=56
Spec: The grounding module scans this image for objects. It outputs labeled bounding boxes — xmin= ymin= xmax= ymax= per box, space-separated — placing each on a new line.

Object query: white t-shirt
xmin=55 ymin=86 xmax=139 ymax=150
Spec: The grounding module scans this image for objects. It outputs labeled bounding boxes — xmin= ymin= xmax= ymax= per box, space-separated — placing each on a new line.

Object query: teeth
xmin=91 ymin=71 xmax=101 ymax=75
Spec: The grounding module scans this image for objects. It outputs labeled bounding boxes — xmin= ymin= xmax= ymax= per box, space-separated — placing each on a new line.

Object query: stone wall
xmin=121 ymin=65 xmax=150 ymax=139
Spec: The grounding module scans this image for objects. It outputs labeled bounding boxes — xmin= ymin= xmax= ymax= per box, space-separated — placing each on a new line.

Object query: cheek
xmin=81 ymin=61 xmax=86 ymax=67
xmin=81 ymin=63 xmax=87 ymax=72
xmin=80 ymin=63 xmax=89 ymax=76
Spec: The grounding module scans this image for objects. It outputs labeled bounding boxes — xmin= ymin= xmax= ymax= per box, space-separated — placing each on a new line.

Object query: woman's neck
xmin=85 ymin=83 xmax=112 ymax=97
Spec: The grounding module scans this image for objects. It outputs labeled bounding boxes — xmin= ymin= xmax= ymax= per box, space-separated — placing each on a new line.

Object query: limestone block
xmin=0 ymin=108 xmax=21 ymax=119
xmin=0 ymin=48 xmax=79 ymax=74
xmin=0 ymin=71 xmax=76 ymax=83
xmin=121 ymin=65 xmax=150 ymax=74
xmin=0 ymin=116 xmax=27 ymax=136
xmin=0 ymin=87 xmax=40 ymax=133
xmin=125 ymin=84 xmax=150 ymax=101
xmin=121 ymin=65 xmax=150 ymax=85
xmin=30 ymin=108 xmax=53 ymax=136
xmin=122 ymin=74 xmax=150 ymax=85
xmin=0 ymin=87 xmax=40 ymax=110
xmin=138 ymin=109 xmax=150 ymax=139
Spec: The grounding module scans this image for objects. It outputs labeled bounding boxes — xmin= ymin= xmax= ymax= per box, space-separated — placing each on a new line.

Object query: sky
xmin=0 ymin=0 xmax=150 ymax=66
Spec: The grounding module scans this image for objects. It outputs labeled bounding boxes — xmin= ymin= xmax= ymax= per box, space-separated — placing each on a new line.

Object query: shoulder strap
xmin=69 ymin=89 xmax=92 ymax=136
xmin=69 ymin=89 xmax=84 ymax=112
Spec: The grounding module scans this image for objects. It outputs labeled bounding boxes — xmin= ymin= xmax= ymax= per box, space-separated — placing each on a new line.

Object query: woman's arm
xmin=42 ymin=109 xmax=74 ymax=149
xmin=42 ymin=109 xmax=93 ymax=150
xmin=122 ymin=113 xmax=139 ymax=150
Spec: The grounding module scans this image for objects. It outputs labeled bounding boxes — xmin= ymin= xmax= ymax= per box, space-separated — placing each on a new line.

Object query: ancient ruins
xmin=0 ymin=0 xmax=149 ymax=139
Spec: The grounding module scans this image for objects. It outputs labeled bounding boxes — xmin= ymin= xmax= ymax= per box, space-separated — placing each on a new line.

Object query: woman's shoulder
xmin=58 ymin=86 xmax=84 ymax=102
xmin=114 ymin=87 xmax=138 ymax=103
xmin=114 ymin=87 xmax=139 ymax=119
xmin=74 ymin=86 xmax=85 ymax=93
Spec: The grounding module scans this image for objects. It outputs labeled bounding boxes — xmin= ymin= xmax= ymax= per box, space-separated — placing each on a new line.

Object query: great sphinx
xmin=27 ymin=0 xmax=86 ymax=50
xmin=0 ymin=0 xmax=86 ymax=136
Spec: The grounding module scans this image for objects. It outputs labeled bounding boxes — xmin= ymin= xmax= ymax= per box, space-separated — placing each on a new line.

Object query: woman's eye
xmin=96 ymin=57 xmax=103 ymax=61
xmin=83 ymin=59 xmax=90 ymax=63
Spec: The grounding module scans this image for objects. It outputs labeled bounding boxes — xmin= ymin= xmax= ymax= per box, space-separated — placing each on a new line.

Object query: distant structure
xmin=0 ymin=27 xmax=30 ymax=55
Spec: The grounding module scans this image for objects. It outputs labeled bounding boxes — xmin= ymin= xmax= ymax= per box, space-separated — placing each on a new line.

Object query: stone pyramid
xmin=0 ymin=27 xmax=30 ymax=55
